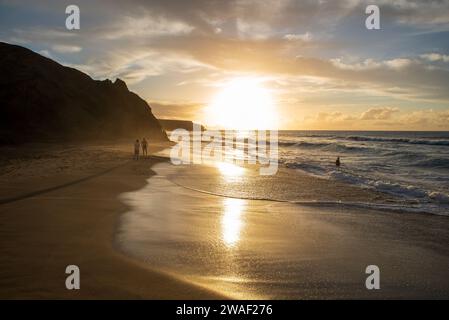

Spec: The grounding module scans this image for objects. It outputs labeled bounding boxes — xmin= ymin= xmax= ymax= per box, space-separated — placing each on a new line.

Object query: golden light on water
xmin=206 ymin=77 xmax=278 ymax=130
xmin=221 ymin=198 xmax=246 ymax=247
xmin=216 ymin=162 xmax=245 ymax=178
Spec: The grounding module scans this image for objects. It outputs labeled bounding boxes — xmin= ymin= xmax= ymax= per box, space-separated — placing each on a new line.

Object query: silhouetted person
xmin=134 ymin=139 xmax=140 ymax=160
xmin=336 ymin=156 xmax=341 ymax=167
xmin=141 ymin=138 xmax=148 ymax=157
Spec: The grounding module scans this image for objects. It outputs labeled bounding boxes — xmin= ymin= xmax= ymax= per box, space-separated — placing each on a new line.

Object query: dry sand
xmin=0 ymin=143 xmax=226 ymax=299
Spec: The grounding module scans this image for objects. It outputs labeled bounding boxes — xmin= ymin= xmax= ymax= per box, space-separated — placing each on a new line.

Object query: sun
xmin=206 ymin=77 xmax=278 ymax=130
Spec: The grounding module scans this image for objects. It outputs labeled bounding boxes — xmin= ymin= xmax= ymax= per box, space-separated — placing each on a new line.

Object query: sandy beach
xmin=0 ymin=143 xmax=226 ymax=299
xmin=1 ymin=143 xmax=449 ymax=299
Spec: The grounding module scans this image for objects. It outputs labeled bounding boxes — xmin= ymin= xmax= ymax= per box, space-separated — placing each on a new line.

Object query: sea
xmin=277 ymin=131 xmax=449 ymax=216
xmin=116 ymin=130 xmax=449 ymax=299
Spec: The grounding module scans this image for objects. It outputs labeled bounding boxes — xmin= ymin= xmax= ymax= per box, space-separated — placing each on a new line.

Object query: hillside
xmin=0 ymin=42 xmax=167 ymax=144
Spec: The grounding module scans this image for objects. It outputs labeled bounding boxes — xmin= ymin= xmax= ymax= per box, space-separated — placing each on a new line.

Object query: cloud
xmin=97 ymin=15 xmax=195 ymax=40
xmin=3 ymin=1 xmax=448 ymax=103
xmin=384 ymin=59 xmax=413 ymax=70
xmin=7 ymin=27 xmax=77 ymax=42
xmin=283 ymin=32 xmax=313 ymax=42
xmin=400 ymin=109 xmax=449 ymax=128
xmin=64 ymin=46 xmax=216 ymax=84
xmin=38 ymin=49 xmax=52 ymax=58
xmin=420 ymin=53 xmax=449 ymax=63
xmin=305 ymin=107 xmax=449 ymax=130
xmin=376 ymin=0 xmax=449 ymax=29
xmin=331 ymin=58 xmax=413 ymax=71
xmin=316 ymin=111 xmax=355 ymax=122
xmin=51 ymin=44 xmax=82 ymax=53
xmin=149 ymin=100 xmax=205 ymax=121
xmin=2 ymin=0 xmax=449 ymax=130
xmin=360 ymin=107 xmax=399 ymax=120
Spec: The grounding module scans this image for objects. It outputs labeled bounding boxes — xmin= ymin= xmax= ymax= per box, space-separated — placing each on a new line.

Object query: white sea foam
xmin=277 ymin=131 xmax=449 ymax=216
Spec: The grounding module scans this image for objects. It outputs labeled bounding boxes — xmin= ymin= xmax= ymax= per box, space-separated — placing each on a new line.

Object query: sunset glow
xmin=205 ymin=78 xmax=278 ymax=130
xmin=2 ymin=0 xmax=449 ymax=302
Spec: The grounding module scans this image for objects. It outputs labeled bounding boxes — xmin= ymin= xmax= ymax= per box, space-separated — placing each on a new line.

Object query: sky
xmin=1 ymin=0 xmax=449 ymax=130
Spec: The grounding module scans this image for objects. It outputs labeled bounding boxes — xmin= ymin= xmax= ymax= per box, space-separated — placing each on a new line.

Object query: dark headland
xmin=159 ymin=119 xmax=206 ymax=131
xmin=0 ymin=42 xmax=167 ymax=144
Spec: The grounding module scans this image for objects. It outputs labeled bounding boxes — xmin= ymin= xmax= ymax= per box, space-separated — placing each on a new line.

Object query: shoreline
xmin=1 ymin=143 xmax=449 ymax=299
xmin=0 ymin=143 xmax=227 ymax=299
xmin=117 ymin=161 xmax=449 ymax=299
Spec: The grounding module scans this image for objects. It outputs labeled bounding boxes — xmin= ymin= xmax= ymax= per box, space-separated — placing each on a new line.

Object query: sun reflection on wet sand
xmin=221 ymin=198 xmax=246 ymax=247
xmin=216 ymin=162 xmax=245 ymax=182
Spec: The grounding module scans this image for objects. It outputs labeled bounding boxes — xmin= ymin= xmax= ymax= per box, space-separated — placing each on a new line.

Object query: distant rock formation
xmin=159 ymin=119 xmax=206 ymax=132
xmin=0 ymin=42 xmax=167 ymax=144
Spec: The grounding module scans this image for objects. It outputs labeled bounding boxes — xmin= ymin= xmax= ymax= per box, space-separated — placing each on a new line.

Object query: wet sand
xmin=0 ymin=143 xmax=226 ymax=299
xmin=118 ymin=162 xmax=449 ymax=299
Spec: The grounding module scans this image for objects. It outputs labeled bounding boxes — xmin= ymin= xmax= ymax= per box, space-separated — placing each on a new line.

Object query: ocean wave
xmin=412 ymin=158 xmax=449 ymax=169
xmin=382 ymin=150 xmax=426 ymax=160
xmin=278 ymin=141 xmax=302 ymax=147
xmin=328 ymin=170 xmax=366 ymax=185
xmin=345 ymin=135 xmax=449 ymax=146
xmin=285 ymin=163 xmax=449 ymax=207
xmin=321 ymin=143 xmax=372 ymax=153
xmin=288 ymin=200 xmax=448 ymax=216
xmin=355 ymin=150 xmax=449 ymax=170
xmin=278 ymin=141 xmax=331 ymax=148
xmin=369 ymin=180 xmax=428 ymax=199
xmin=283 ymin=161 xmax=327 ymax=176
xmin=279 ymin=140 xmax=373 ymax=153
xmin=169 ymin=175 xmax=449 ymax=216
xmin=332 ymin=171 xmax=449 ymax=207
xmin=295 ymin=141 xmax=330 ymax=148
xmin=428 ymin=191 xmax=449 ymax=204
xmin=280 ymin=133 xmax=336 ymax=139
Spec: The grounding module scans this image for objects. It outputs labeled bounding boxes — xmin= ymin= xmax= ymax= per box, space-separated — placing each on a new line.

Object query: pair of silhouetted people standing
xmin=134 ymin=138 xmax=148 ymax=160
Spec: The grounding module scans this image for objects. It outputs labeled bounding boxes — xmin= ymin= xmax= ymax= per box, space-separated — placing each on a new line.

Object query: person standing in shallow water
xmin=336 ymin=156 xmax=341 ymax=167
xmin=134 ymin=139 xmax=140 ymax=160
xmin=141 ymin=138 xmax=148 ymax=157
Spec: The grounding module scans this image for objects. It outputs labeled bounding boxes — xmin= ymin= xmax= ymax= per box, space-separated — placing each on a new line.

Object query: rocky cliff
xmin=0 ymin=42 xmax=167 ymax=144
